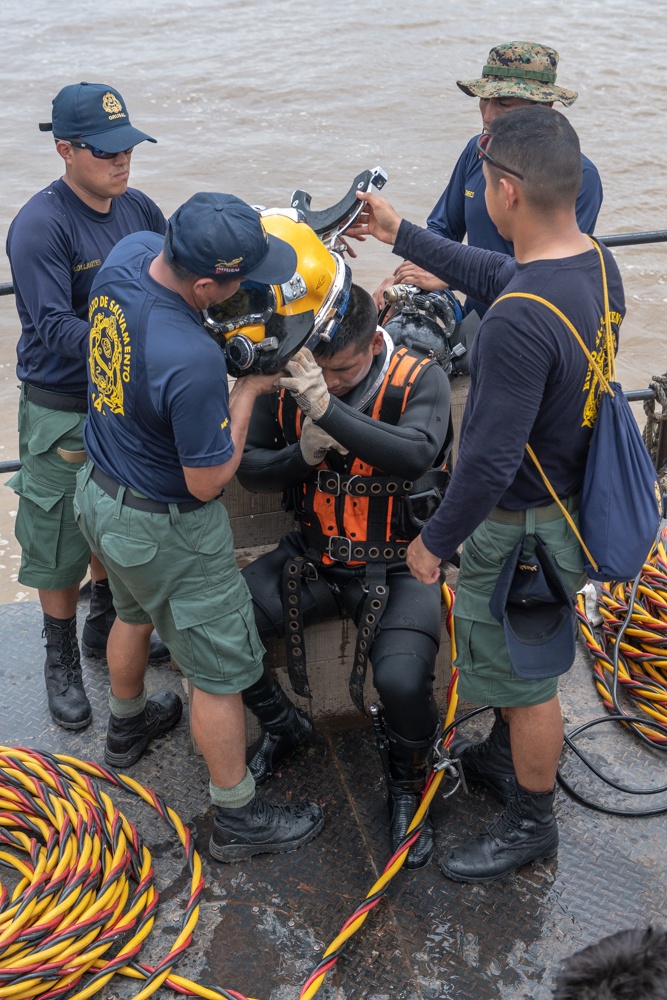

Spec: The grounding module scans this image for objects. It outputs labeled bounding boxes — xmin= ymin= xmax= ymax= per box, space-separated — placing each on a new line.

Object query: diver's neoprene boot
xmin=449 ymin=708 xmax=517 ymax=805
xmin=43 ymin=615 xmax=92 ymax=730
xmin=105 ymin=692 xmax=183 ymax=768
xmin=439 ymin=784 xmax=558 ymax=883
xmin=386 ymin=724 xmax=438 ymax=870
xmin=81 ymin=579 xmax=171 ymax=664
xmin=209 ymin=794 xmax=324 ymax=863
xmin=243 ymin=665 xmax=314 ymax=784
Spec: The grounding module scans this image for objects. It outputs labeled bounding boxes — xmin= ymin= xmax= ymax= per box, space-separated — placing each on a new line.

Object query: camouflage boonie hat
xmin=457 ymin=41 xmax=578 ymax=107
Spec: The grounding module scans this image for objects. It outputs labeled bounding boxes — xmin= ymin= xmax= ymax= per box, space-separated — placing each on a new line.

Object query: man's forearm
xmin=393 ymin=220 xmax=515 ymax=306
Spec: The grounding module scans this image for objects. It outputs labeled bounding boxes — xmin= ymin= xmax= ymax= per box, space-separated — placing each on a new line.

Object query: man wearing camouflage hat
xmin=383 ymin=41 xmax=603 ymax=319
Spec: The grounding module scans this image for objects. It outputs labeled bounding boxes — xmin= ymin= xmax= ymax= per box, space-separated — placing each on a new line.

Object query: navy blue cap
xmin=39 ymin=82 xmax=156 ymax=152
xmin=489 ymin=532 xmax=575 ymax=680
xmin=164 ymin=193 xmax=297 ymax=283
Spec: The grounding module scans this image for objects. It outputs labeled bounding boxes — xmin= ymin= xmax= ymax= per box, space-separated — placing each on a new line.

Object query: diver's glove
xmin=276 ymin=347 xmax=330 ymax=421
xmin=299 ymin=416 xmax=348 ymax=466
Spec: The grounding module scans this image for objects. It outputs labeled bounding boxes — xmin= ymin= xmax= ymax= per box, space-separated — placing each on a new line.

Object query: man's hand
xmin=299 ymin=416 xmax=348 ymax=466
xmin=406 ymin=533 xmax=442 ymax=585
xmin=392 ymin=262 xmax=448 ymax=292
xmin=236 ymin=371 xmax=283 ymax=397
xmin=337 ymin=235 xmax=360 ymax=258
xmin=372 ymin=274 xmax=398 ymax=312
xmin=275 ymin=347 xmax=330 ymax=421
xmin=346 ymin=191 xmax=402 ymax=246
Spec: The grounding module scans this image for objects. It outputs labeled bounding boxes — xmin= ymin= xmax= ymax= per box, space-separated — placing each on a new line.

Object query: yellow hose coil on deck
xmin=0 ymin=747 xmax=253 ymax=1000
xmin=0 ymin=585 xmax=460 ymax=1000
xmin=576 ymin=526 xmax=667 ymax=743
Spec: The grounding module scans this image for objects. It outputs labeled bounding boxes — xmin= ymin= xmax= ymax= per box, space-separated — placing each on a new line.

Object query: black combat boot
xmin=43 ymin=615 xmax=92 ymax=730
xmin=243 ymin=665 xmax=314 ymax=784
xmin=105 ymin=691 xmax=183 ymax=768
xmin=439 ymin=784 xmax=558 ymax=883
xmin=210 ymin=794 xmax=324 ymax=863
xmin=81 ymin=579 xmax=171 ymax=664
xmin=449 ymin=708 xmax=517 ymax=805
xmin=386 ymin=724 xmax=438 ymax=870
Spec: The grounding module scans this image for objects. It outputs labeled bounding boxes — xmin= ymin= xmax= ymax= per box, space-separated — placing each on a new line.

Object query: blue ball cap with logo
xmin=489 ymin=532 xmax=576 ymax=680
xmin=164 ymin=193 xmax=297 ymax=283
xmin=39 ymin=82 xmax=156 ymax=152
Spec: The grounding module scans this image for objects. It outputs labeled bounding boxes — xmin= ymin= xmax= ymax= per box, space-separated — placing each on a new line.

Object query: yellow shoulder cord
xmin=491 ymin=238 xmax=616 ymax=574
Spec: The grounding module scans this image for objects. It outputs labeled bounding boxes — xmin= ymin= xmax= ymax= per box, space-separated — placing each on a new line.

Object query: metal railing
xmin=0 ymin=229 xmax=665 ymax=472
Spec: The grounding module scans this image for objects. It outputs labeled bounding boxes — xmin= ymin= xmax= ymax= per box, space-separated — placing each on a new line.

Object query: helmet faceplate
xmin=203 ymin=209 xmax=351 ymax=376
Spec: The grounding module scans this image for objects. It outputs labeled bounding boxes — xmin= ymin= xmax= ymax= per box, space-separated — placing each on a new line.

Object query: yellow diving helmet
xmin=202 ymin=208 xmax=352 ymax=377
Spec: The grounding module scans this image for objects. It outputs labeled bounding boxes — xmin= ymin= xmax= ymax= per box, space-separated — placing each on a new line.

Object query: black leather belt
xmin=23 ymin=382 xmax=87 ymax=413
xmin=90 ymin=465 xmax=206 ymax=514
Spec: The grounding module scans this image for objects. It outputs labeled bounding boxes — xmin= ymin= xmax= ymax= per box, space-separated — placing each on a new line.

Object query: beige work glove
xmin=275 ymin=347 xmax=330 ymax=421
xmin=299 ymin=416 xmax=348 ymax=466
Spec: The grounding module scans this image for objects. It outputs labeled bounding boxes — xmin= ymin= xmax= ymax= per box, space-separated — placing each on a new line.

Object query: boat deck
xmin=1 ymin=598 xmax=666 ymax=1000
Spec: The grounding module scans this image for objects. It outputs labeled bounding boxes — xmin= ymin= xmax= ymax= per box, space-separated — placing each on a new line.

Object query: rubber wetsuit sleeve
xmin=315 ymin=363 xmax=451 ymax=479
xmin=393 ymin=219 xmax=516 ymax=307
xmin=237 ymin=393 xmax=315 ymax=494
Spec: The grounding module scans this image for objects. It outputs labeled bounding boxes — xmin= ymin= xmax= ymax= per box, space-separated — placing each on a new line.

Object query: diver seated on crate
xmin=209 ymin=211 xmax=452 ymax=869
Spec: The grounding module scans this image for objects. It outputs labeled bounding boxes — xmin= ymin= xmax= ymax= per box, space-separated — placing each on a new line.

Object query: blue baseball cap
xmin=489 ymin=532 xmax=576 ymax=680
xmin=164 ymin=193 xmax=297 ymax=283
xmin=39 ymin=82 xmax=156 ymax=152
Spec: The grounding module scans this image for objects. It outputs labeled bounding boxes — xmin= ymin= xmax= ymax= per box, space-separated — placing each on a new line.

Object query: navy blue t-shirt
xmin=393 ymin=221 xmax=625 ymax=561
xmin=426 ymin=135 xmax=603 ymax=317
xmin=84 ymin=233 xmax=235 ymax=502
xmin=7 ymin=178 xmax=166 ymax=395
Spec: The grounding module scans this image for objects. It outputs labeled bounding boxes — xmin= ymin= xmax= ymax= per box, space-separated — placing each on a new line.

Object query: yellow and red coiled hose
xmin=0 ymin=585 xmax=460 ymax=1000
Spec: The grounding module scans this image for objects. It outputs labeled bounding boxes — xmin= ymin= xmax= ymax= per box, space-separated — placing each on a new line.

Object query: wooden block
xmin=188 ymin=606 xmax=454 ymax=753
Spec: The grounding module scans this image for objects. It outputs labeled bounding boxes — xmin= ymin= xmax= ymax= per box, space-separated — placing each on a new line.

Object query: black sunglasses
xmin=476 ymin=133 xmax=524 ymax=181
xmin=59 ymin=139 xmax=134 ymax=160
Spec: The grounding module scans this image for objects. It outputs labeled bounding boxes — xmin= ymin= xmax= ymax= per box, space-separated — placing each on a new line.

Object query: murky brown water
xmin=0 ymin=0 xmax=665 ymax=602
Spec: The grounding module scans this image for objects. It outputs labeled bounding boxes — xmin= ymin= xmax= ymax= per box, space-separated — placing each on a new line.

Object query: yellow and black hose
xmin=0 ymin=584 xmax=462 ymax=1000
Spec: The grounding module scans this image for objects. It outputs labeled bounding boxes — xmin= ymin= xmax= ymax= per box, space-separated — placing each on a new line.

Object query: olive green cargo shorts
xmin=73 ymin=467 xmax=264 ymax=695
xmin=453 ymin=505 xmax=586 ymax=708
xmin=6 ymin=395 xmax=91 ymax=589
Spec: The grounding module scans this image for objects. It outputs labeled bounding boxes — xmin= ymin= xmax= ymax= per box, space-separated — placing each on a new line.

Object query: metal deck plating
xmin=1 ymin=599 xmax=666 ymax=1000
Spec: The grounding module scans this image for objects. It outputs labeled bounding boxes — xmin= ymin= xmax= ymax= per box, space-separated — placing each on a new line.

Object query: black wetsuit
xmin=237 ymin=338 xmax=451 ymax=739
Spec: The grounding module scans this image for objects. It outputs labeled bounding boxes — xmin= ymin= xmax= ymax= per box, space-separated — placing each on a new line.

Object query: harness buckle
xmin=302 ymin=560 xmax=319 ymax=582
xmin=317 ymin=469 xmax=341 ymax=496
xmin=404 ymin=488 xmax=442 ymax=529
xmin=327 ymin=535 xmax=352 ymax=562
xmin=342 ymin=475 xmax=362 ymax=495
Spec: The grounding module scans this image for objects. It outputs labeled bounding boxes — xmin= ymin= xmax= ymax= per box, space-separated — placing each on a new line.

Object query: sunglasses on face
xmin=59 ymin=139 xmax=134 ymax=160
xmin=476 ymin=133 xmax=524 ymax=181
